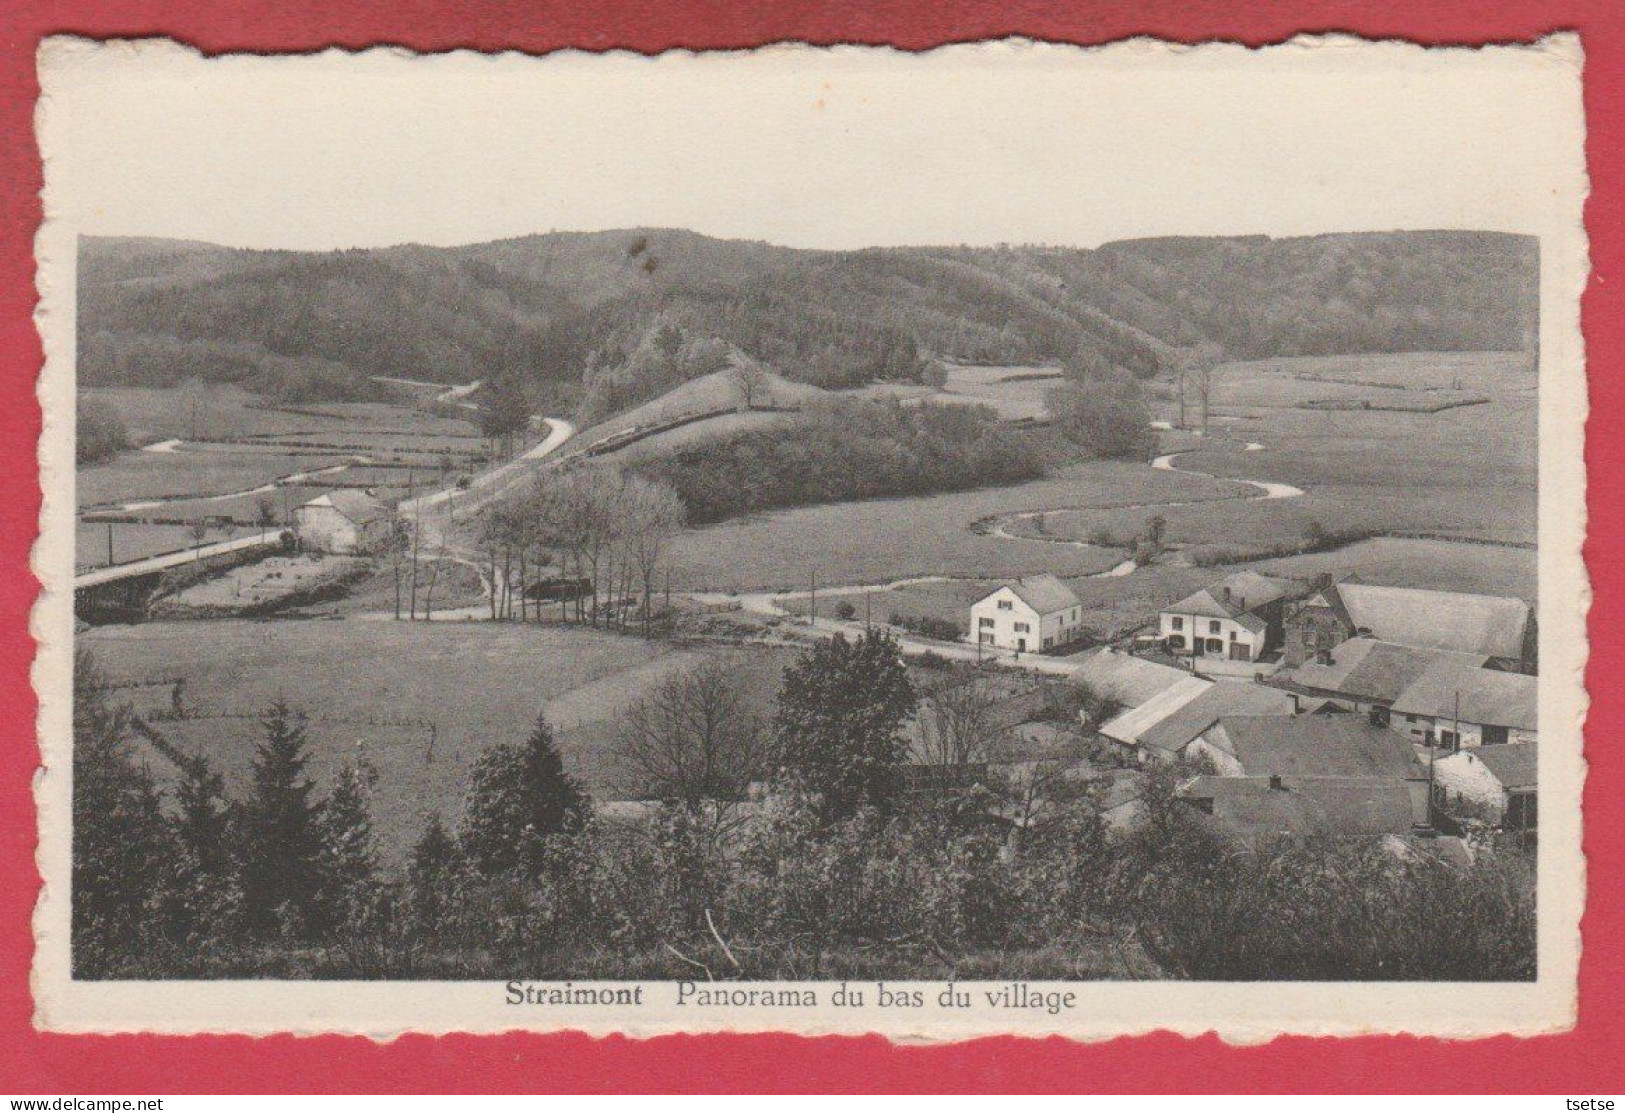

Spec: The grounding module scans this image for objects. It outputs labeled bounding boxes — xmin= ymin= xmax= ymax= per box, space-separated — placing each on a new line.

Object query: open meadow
xmin=665 ymin=460 xmax=1237 ymax=592
xmin=82 ymin=619 xmax=803 ymax=868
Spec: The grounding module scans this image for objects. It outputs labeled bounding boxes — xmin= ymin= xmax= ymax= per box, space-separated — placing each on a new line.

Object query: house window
xmin=1209 ymin=620 xmax=1221 ymax=634
xmin=1014 ymin=622 xmax=1030 ymax=633
xmin=979 ymin=633 xmax=995 ymax=645
xmin=1405 ymin=714 xmax=1418 ymax=724
xmin=997 ymin=600 xmax=1013 ymax=611
xmin=1171 ymin=617 xmax=1184 ymax=630
xmin=1167 ymin=635 xmax=1186 ymax=650
xmin=1229 ymin=630 xmax=1238 ymax=640
xmin=978 ymin=617 xmax=994 ymax=629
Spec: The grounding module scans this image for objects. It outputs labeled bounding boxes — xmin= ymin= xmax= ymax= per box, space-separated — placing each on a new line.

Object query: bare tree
xmin=915 ymin=675 xmax=1007 ymax=769
xmin=727 ymin=359 xmax=771 ymax=413
xmin=610 ymin=657 xmax=772 ymax=834
xmin=622 ymin=476 xmax=684 ymax=637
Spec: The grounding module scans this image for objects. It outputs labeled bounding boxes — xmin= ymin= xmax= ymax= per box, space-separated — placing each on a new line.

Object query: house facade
xmin=1158 ymin=571 xmax=1296 ymax=662
xmin=968 ymin=575 xmax=1084 ymax=653
xmin=294 ymin=490 xmax=393 ymax=555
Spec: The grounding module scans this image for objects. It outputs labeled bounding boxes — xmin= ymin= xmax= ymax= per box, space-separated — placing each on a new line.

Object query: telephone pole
xmin=809 ymin=569 xmax=817 ymax=628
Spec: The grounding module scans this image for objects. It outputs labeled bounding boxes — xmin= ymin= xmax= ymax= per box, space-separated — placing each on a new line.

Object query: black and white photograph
xmin=34 ymin=37 xmax=1585 ymax=1037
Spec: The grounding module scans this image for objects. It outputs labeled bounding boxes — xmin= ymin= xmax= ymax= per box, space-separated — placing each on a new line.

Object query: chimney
xmin=1222 ymin=586 xmax=1232 ymax=602
xmin=1289 ymin=694 xmax=1301 ymax=714
xmin=1368 ymin=706 xmax=1386 ymax=728
xmin=1239 ymin=596 xmax=1247 ymax=613
xmin=1269 ymin=774 xmax=1286 ymax=792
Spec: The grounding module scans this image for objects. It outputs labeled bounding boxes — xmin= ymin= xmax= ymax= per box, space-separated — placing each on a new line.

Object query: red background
xmin=0 ymin=0 xmax=1619 ymax=1093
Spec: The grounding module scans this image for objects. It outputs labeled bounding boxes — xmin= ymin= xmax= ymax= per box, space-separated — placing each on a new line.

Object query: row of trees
xmin=477 ymin=466 xmax=684 ymax=634
xmin=633 ymin=397 xmax=1049 ymax=525
xmin=75 ymin=632 xmax=1536 ymax=981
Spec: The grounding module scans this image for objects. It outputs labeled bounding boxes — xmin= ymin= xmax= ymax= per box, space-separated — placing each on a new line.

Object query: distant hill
xmin=78 ymin=228 xmax=1538 ymax=418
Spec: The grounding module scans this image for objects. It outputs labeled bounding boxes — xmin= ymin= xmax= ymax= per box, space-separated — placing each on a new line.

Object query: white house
xmin=1432 ymin=742 xmax=1537 ymax=829
xmin=968 ymin=574 xmax=1083 ymax=653
xmin=294 ymin=490 xmax=393 ymax=555
xmin=1388 ymin=658 xmax=1538 ymax=749
xmin=1158 ymin=571 xmax=1296 ymax=663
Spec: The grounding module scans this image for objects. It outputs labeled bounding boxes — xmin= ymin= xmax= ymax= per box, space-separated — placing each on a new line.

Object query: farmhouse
xmin=1130 ymin=682 xmax=1300 ymax=765
xmin=1158 ymin=571 xmax=1296 ymax=663
xmin=1271 ymin=637 xmax=1491 ymax=718
xmin=1282 ymin=578 xmax=1535 ymax=673
xmin=968 ymin=574 xmax=1083 ymax=653
xmin=1097 ymin=673 xmax=1214 ymax=753
xmin=294 ymin=490 xmax=393 ymax=555
xmin=1432 ymin=742 xmax=1538 ymax=830
xmin=1388 ymin=658 xmax=1538 ymax=749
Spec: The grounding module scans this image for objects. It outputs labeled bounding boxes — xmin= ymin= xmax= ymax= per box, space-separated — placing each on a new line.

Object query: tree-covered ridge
xmin=79 ymin=228 xmax=1538 ymax=413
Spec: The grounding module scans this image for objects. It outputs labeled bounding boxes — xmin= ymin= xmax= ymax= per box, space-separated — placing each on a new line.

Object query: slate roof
xmin=1213 ymin=715 xmax=1425 ymax=780
xmin=1329 ymin=583 xmax=1532 ymax=661
xmin=1006 ymin=573 xmax=1082 ymax=615
xmin=1469 ymin=742 xmax=1538 ymax=792
xmin=1389 ymin=658 xmax=1539 ymax=731
xmin=1135 ymin=682 xmax=1299 ymax=756
xmin=1180 ymin=774 xmax=1417 ymax=844
xmin=302 ymin=489 xmax=390 ymax=525
xmin=1099 ymin=676 xmax=1215 ymax=746
xmin=1165 ymin=571 xmax=1296 ymax=621
xmin=1070 ymin=648 xmax=1196 ymax=708
xmin=1278 ymin=638 xmax=1490 ymax=705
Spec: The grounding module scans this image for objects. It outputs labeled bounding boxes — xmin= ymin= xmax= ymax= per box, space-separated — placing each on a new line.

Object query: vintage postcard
xmin=31 ymin=35 xmax=1587 ymax=1039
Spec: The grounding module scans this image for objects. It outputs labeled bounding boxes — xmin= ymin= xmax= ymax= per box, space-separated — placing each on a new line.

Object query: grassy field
xmin=666 ymin=461 xmax=1235 ymax=592
xmin=74 ymin=521 xmax=245 ymax=571
xmin=82 ymin=620 xmax=802 ymax=868
xmin=936 ymin=363 xmax=1064 ymax=420
xmin=1253 ymin=537 xmax=1536 ymax=601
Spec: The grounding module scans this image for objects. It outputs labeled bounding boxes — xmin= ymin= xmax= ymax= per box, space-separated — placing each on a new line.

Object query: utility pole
xmin=106 ymin=522 xmax=114 ymax=567
xmin=864 ymin=591 xmax=872 ymax=630
xmin=809 ymin=569 xmax=817 ymax=628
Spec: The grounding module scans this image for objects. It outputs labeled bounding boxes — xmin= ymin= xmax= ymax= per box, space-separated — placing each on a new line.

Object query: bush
xmin=76 ymin=398 xmax=129 ymax=465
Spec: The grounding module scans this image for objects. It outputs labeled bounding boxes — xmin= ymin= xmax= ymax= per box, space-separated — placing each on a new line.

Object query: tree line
xmin=631 ymin=397 xmax=1050 ymax=525
xmin=475 ymin=466 xmax=684 ymax=634
xmin=74 ymin=633 xmax=1535 ymax=981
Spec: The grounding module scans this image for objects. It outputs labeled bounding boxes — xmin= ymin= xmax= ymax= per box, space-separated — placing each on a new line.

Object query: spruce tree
xmin=165 ymin=749 xmax=244 ymax=946
xmin=318 ymin=759 xmax=380 ymax=928
xmin=774 ymin=630 xmax=917 ymax=820
xmin=240 ymin=700 xmax=325 ymax=936
xmin=460 ymin=713 xmax=588 ymax=875
xmin=72 ymin=650 xmax=176 ymax=976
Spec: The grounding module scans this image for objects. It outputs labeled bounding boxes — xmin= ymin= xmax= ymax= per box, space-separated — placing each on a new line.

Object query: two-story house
xmin=968 ymin=574 xmax=1084 ymax=653
xmin=1158 ymin=571 xmax=1296 ymax=662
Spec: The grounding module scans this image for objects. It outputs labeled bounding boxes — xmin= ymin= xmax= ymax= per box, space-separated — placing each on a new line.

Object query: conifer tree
xmin=164 ymin=749 xmax=245 ymax=946
xmin=774 ymin=630 xmax=917 ymax=820
xmin=318 ymin=759 xmax=380 ymax=928
xmin=72 ymin=651 xmax=176 ymax=975
xmin=240 ymin=700 xmax=325 ymax=935
xmin=460 ymin=714 xmax=588 ymax=875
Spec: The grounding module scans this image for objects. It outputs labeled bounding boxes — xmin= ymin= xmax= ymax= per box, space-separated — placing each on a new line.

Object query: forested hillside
xmin=79 ymin=228 xmax=1538 ymax=417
